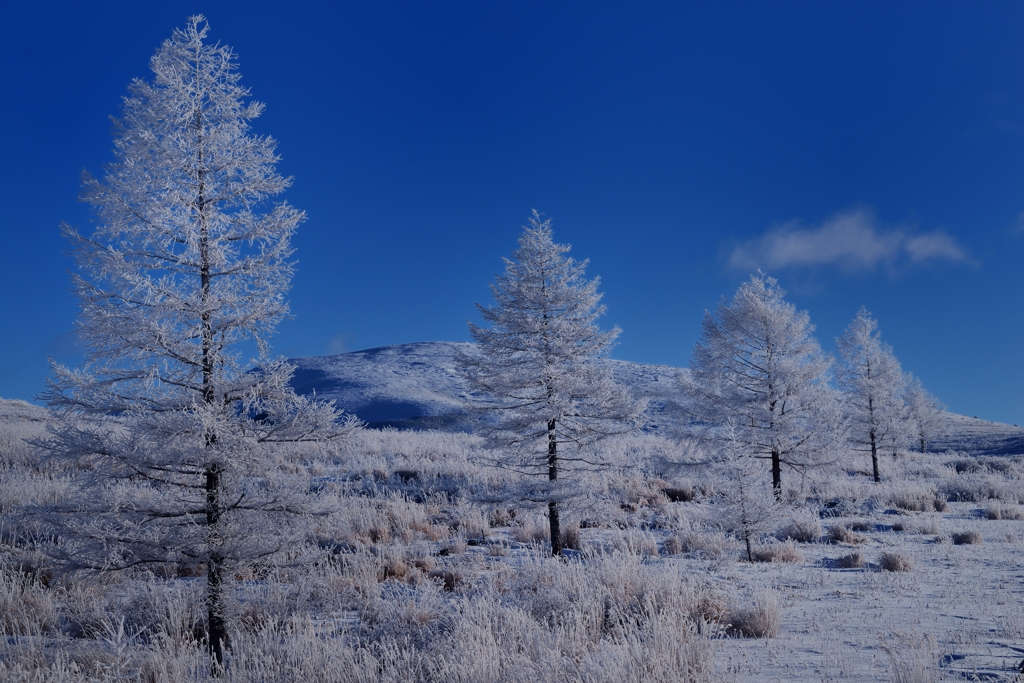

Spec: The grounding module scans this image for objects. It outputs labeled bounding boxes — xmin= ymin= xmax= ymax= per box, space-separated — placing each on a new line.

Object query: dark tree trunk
xmin=920 ymin=435 xmax=926 ymax=454
xmin=205 ymin=464 xmax=227 ymax=673
xmin=771 ymin=450 xmax=782 ymax=501
xmin=870 ymin=431 xmax=880 ymax=483
xmin=547 ymin=419 xmax=561 ymax=557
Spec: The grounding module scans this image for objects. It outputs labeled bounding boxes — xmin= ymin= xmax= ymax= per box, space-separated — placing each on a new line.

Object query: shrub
xmin=828 ymin=525 xmax=865 ymax=545
xmin=728 ymin=590 xmax=782 ymax=638
xmin=985 ymin=503 xmax=1024 ymax=521
xmin=880 ymin=551 xmax=913 ymax=572
xmin=951 ymin=530 xmax=983 ymax=545
xmin=835 ymin=550 xmax=865 ymax=569
xmin=777 ymin=514 xmax=822 ymax=543
xmin=751 ymin=540 xmax=804 ymax=564
xmin=663 ymin=485 xmax=695 ymax=502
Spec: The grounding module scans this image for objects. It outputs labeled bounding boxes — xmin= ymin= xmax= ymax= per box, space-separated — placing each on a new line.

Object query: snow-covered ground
xmin=5 ymin=353 xmax=1024 ymax=681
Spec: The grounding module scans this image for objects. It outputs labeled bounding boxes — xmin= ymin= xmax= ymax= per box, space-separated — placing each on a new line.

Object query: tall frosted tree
xmin=835 ymin=307 xmax=907 ymax=482
xmin=459 ymin=212 xmax=646 ymax=556
xmin=40 ymin=17 xmax=354 ymax=671
xmin=688 ymin=272 xmax=844 ymax=499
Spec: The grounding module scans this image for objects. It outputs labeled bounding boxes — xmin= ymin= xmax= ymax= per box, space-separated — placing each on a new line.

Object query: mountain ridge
xmin=287 ymin=341 xmax=1024 ymax=456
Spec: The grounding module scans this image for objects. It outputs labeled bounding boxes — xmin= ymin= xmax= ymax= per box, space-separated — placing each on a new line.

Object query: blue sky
xmin=2 ymin=2 xmax=1024 ymax=424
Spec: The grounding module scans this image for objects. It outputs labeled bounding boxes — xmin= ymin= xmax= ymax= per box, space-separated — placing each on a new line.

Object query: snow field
xmin=3 ymin=402 xmax=1024 ymax=681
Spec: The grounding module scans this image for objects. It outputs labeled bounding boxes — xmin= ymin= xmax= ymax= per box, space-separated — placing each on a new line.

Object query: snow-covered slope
xmin=287 ymin=341 xmax=689 ymax=432
xmin=287 ymin=341 xmax=1024 ymax=455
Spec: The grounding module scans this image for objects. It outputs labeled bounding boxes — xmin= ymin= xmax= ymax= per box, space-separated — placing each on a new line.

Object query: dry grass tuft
xmin=828 ymin=524 xmax=866 ymax=544
xmin=751 ymin=540 xmax=804 ymax=564
xmin=951 ymin=530 xmax=983 ymax=545
xmin=835 ymin=550 xmax=865 ymax=569
xmin=777 ymin=514 xmax=822 ymax=543
xmin=728 ymin=590 xmax=782 ymax=638
xmin=880 ymin=551 xmax=913 ymax=572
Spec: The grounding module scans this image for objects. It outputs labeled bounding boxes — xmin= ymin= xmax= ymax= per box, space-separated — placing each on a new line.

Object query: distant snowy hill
xmin=287 ymin=341 xmax=1024 ymax=455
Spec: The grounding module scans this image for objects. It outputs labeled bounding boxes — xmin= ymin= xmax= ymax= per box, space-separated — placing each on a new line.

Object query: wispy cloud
xmin=729 ymin=208 xmax=969 ymax=272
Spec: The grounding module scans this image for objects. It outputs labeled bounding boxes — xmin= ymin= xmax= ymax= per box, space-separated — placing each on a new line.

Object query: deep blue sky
xmin=2 ymin=2 xmax=1024 ymax=424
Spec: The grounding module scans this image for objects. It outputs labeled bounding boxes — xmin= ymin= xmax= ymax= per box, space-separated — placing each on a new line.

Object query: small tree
xmin=459 ymin=211 xmax=646 ymax=556
xmin=40 ymin=17 xmax=355 ymax=672
xmin=714 ymin=422 xmax=782 ymax=562
xmin=904 ymin=374 xmax=945 ymax=453
xmin=835 ymin=307 xmax=907 ymax=482
xmin=687 ymin=272 xmax=844 ymax=499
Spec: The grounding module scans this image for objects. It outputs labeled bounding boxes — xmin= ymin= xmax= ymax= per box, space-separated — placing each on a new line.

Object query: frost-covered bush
xmin=727 ymin=589 xmax=782 ymax=638
xmin=750 ymin=540 xmax=804 ymax=564
xmin=879 ymin=551 xmax=913 ymax=572
xmin=834 ymin=550 xmax=865 ymax=569
xmin=951 ymin=530 xmax=983 ymax=545
xmin=776 ymin=512 xmax=822 ymax=543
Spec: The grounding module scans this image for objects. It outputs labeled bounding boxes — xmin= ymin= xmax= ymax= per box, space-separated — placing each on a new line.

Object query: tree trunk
xmin=547 ymin=419 xmax=561 ymax=556
xmin=920 ymin=434 xmax=926 ymax=454
xmin=205 ymin=464 xmax=227 ymax=674
xmin=771 ymin=450 xmax=782 ymax=501
xmin=870 ymin=431 xmax=880 ymax=483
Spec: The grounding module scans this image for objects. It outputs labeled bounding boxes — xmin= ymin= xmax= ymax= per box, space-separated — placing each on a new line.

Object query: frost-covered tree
xmin=459 ymin=212 xmax=646 ymax=556
xmin=714 ymin=422 xmax=782 ymax=562
xmin=39 ymin=17 xmax=355 ymax=671
xmin=835 ymin=307 xmax=907 ymax=482
xmin=904 ymin=374 xmax=945 ymax=453
xmin=688 ymin=272 xmax=844 ymax=499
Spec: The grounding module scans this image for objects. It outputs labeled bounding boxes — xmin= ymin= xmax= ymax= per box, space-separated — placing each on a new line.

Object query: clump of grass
xmin=828 ymin=525 xmax=865 ymax=545
xmin=985 ymin=503 xmax=1024 ymax=520
xmin=880 ymin=551 xmax=913 ymax=572
xmin=751 ymin=540 xmax=804 ymax=564
xmin=727 ymin=590 xmax=782 ymax=638
xmin=879 ymin=631 xmax=938 ymax=683
xmin=834 ymin=550 xmax=865 ymax=569
xmin=951 ymin=530 xmax=983 ymax=545
xmin=777 ymin=514 xmax=822 ymax=543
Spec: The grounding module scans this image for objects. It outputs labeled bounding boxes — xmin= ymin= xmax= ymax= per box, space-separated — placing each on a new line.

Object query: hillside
xmin=288 ymin=341 xmax=1024 ymax=455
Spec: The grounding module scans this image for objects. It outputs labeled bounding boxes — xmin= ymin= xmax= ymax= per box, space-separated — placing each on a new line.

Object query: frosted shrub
xmin=834 ymin=550 xmax=865 ymax=569
xmin=727 ymin=589 xmax=782 ymax=638
xmin=985 ymin=502 xmax=1024 ymax=520
xmin=776 ymin=512 xmax=822 ymax=542
xmin=750 ymin=540 xmax=804 ymax=564
xmin=951 ymin=530 xmax=982 ymax=545
xmin=879 ymin=551 xmax=913 ymax=572
xmin=828 ymin=524 xmax=865 ymax=544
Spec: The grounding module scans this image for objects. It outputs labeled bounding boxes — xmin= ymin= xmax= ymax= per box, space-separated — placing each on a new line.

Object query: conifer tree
xmin=40 ymin=17 xmax=355 ymax=671
xmin=904 ymin=374 xmax=945 ymax=453
xmin=460 ymin=212 xmax=646 ymax=556
xmin=688 ymin=273 xmax=844 ymax=499
xmin=836 ymin=307 xmax=907 ymax=482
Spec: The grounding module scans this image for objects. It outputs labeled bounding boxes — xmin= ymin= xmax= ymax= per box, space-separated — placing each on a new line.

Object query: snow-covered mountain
xmin=288 ymin=341 xmax=1024 ymax=455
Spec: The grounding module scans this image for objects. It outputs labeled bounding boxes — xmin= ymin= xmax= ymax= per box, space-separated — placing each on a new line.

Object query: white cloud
xmin=729 ymin=208 xmax=969 ymax=272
